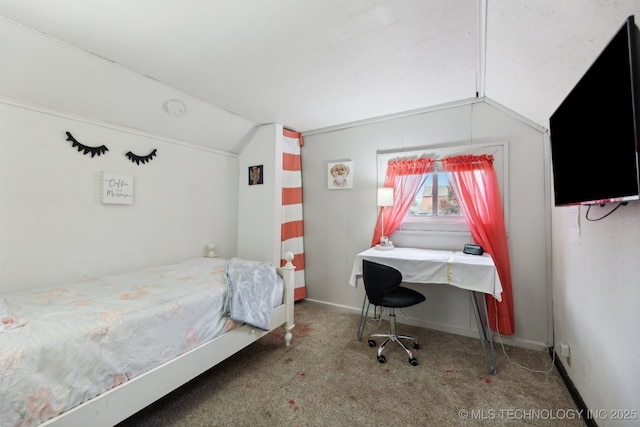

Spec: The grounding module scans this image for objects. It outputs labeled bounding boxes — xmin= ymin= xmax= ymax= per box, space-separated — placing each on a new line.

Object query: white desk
xmin=350 ymin=247 xmax=501 ymax=374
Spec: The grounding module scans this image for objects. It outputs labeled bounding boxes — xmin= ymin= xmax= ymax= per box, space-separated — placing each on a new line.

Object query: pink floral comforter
xmin=0 ymin=257 xmax=281 ymax=427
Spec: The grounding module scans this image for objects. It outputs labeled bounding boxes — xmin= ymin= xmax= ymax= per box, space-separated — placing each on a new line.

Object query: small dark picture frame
xmin=248 ymin=165 xmax=264 ymax=185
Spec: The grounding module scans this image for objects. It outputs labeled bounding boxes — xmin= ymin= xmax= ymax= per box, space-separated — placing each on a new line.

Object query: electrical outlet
xmin=558 ymin=343 xmax=570 ymax=357
xmin=557 ymin=343 xmax=571 ymax=367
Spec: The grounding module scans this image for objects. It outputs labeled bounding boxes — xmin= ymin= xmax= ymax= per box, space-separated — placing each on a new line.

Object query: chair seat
xmin=374 ymin=286 xmax=425 ymax=308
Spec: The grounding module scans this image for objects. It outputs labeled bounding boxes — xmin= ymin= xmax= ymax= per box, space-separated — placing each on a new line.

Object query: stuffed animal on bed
xmin=206 ymin=243 xmax=217 ymax=258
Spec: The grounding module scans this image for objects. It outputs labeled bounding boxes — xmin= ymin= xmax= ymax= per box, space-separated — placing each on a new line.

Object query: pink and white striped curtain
xmin=281 ymin=129 xmax=306 ymax=300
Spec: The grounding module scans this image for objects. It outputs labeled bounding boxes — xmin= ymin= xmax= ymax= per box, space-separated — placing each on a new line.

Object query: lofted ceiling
xmin=0 ymin=0 xmax=638 ymax=143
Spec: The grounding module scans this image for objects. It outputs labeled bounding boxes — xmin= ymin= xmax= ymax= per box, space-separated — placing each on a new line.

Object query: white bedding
xmin=0 ymin=257 xmax=283 ymax=427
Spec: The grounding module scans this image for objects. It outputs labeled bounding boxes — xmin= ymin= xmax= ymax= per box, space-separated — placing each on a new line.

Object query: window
xmin=408 ymin=171 xmax=462 ymax=218
xmin=377 ymin=141 xmax=508 ymax=234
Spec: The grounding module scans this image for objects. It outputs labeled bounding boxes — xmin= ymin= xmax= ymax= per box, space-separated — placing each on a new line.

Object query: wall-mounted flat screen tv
xmin=549 ymin=15 xmax=640 ymax=206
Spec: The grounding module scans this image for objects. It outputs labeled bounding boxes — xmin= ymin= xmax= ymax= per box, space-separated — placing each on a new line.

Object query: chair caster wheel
xmin=409 ymin=358 xmax=418 ymax=366
xmin=413 ymin=342 xmax=420 ymax=349
xmin=377 ymin=355 xmax=387 ymax=364
xmin=368 ymin=340 xmax=376 ymax=347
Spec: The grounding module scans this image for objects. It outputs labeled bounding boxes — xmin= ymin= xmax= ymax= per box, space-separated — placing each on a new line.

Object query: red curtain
xmin=441 ymin=154 xmax=514 ymax=335
xmin=370 ymin=158 xmax=434 ymax=246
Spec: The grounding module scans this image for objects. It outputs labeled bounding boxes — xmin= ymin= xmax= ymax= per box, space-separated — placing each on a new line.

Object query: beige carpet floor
xmin=117 ymin=300 xmax=585 ymax=427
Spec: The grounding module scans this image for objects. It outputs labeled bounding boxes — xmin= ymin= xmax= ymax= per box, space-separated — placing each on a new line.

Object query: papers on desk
xmin=349 ymin=247 xmax=503 ymax=301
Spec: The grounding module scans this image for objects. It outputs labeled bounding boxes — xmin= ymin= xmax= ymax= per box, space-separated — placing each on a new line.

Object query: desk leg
xmin=357 ymin=295 xmax=370 ymax=341
xmin=470 ymin=291 xmax=498 ymax=375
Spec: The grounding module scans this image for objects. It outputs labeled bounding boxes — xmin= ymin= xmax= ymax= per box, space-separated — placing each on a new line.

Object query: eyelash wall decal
xmin=126 ymin=149 xmax=157 ymax=165
xmin=65 ymin=131 xmax=109 ymax=157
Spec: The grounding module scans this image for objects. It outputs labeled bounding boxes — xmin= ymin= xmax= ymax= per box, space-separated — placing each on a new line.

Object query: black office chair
xmin=362 ymin=259 xmax=426 ymax=365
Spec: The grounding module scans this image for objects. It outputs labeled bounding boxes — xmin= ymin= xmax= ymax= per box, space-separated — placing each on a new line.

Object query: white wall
xmin=0 ymin=17 xmax=244 ymax=292
xmin=0 ymin=16 xmax=256 ymax=153
xmin=0 ymin=100 xmax=239 ymax=292
xmin=301 ymin=100 xmax=551 ymax=349
xmin=552 ymin=204 xmax=640 ymax=424
xmin=237 ymin=123 xmax=284 ymax=265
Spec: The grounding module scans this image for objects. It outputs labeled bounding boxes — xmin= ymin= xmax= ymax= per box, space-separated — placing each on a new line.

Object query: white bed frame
xmin=40 ymin=252 xmax=296 ymax=427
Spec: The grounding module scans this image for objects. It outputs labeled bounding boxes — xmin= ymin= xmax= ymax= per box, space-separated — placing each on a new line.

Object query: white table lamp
xmin=377 ymin=188 xmax=395 ymax=250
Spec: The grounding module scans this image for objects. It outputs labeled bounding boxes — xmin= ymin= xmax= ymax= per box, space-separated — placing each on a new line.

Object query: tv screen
xmin=549 ymin=15 xmax=640 ymax=206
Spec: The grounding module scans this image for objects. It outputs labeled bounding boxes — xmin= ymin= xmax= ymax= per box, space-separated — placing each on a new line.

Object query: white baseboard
xmin=302 ymin=298 xmax=548 ymax=351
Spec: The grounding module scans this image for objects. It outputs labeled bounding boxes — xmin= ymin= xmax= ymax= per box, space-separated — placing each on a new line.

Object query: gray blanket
xmin=224 ymin=258 xmax=279 ymax=331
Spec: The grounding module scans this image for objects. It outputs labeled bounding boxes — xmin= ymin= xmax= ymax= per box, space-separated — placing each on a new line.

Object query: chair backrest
xmin=362 ymin=260 xmax=402 ymax=306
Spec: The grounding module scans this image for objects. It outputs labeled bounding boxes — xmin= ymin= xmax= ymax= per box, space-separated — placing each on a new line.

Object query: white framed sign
xmin=101 ymin=172 xmax=134 ymax=204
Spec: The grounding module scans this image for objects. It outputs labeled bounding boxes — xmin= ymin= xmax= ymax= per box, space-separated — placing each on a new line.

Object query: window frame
xmin=377 ymin=141 xmax=509 ymax=235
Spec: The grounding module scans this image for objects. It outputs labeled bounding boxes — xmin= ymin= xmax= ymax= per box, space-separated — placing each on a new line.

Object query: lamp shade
xmin=377 ymin=187 xmax=394 ymax=207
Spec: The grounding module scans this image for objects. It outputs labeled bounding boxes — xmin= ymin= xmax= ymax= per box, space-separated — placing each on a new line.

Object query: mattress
xmin=0 ymin=257 xmax=283 ymax=427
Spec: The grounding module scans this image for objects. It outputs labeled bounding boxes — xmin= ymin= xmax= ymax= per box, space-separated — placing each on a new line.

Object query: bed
xmin=0 ymin=250 xmax=295 ymax=427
